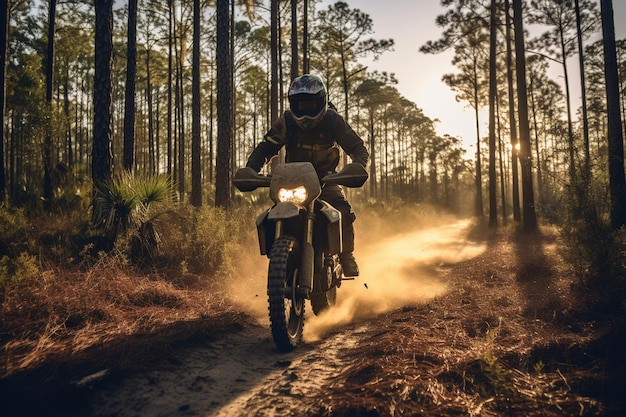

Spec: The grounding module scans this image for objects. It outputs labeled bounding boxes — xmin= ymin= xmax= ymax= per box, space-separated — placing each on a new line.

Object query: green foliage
xmin=92 ymin=172 xmax=172 ymax=256
xmin=0 ymin=205 xmax=31 ymax=257
xmin=157 ymin=205 xmax=254 ymax=280
xmin=1 ymin=190 xmax=258 ymax=293
xmin=560 ymin=180 xmax=625 ymax=300
xmin=482 ymin=351 xmax=505 ymax=390
xmin=481 ymin=327 xmax=510 ymax=396
xmin=0 ymin=252 xmax=52 ymax=296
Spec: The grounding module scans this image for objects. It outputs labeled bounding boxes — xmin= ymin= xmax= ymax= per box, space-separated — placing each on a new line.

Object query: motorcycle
xmin=233 ymin=161 xmax=368 ymax=351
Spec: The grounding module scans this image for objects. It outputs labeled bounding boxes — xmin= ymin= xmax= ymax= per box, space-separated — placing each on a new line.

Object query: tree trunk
xmin=488 ymin=0 xmax=498 ymax=228
xmin=290 ymin=0 xmax=298 ymax=80
xmin=215 ymin=0 xmax=232 ymax=208
xmin=270 ymin=0 xmax=278 ymax=124
xmin=167 ymin=0 xmax=173 ymax=177
xmin=302 ymin=0 xmax=309 ymax=74
xmin=123 ymin=0 xmax=138 ymax=171
xmin=209 ymin=68 xmax=214 ymax=183
xmin=528 ymin=74 xmax=544 ymax=206
xmin=92 ymin=0 xmax=113 ymax=186
xmin=43 ymin=0 xmax=56 ymax=212
xmin=368 ymin=111 xmax=376 ymax=198
xmin=190 ymin=0 xmax=202 ymax=207
xmin=176 ymin=10 xmax=185 ymax=199
xmin=473 ymin=88 xmax=484 ymax=218
xmin=0 ymin=0 xmax=7 ymax=201
xmin=498 ymin=108 xmax=507 ymax=225
xmin=560 ymin=30 xmax=577 ymax=184
xmin=575 ymin=0 xmax=591 ymax=178
xmin=512 ymin=0 xmax=537 ymax=231
xmin=600 ymin=0 xmax=626 ymax=229
xmin=63 ymin=63 xmax=72 ymax=169
xmin=146 ymin=45 xmax=155 ymax=175
xmin=504 ymin=0 xmax=520 ymax=222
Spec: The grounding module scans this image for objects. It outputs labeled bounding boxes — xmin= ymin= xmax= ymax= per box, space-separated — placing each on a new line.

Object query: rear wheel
xmin=311 ymin=286 xmax=337 ymax=315
xmin=311 ymin=254 xmax=337 ymax=315
xmin=267 ymin=235 xmax=305 ymax=351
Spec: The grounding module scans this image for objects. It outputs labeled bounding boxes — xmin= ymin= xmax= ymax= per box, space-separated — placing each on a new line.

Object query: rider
xmin=245 ymin=74 xmax=369 ymax=277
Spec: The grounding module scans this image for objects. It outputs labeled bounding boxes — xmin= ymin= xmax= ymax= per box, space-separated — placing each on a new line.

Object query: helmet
xmin=288 ymin=74 xmax=328 ymax=130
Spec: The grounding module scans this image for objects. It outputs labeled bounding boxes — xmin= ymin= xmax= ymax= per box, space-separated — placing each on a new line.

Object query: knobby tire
xmin=268 ymin=235 xmax=305 ymax=351
xmin=311 ymin=258 xmax=337 ymax=315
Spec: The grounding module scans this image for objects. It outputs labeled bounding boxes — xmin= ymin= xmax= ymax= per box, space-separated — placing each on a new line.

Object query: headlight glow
xmin=277 ymin=186 xmax=308 ymax=204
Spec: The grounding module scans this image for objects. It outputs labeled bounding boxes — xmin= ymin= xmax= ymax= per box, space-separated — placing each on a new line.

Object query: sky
xmin=318 ymin=0 xmax=626 ymax=151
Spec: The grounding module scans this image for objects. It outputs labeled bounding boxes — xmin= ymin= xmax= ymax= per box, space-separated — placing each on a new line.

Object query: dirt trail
xmin=78 ymin=219 xmax=485 ymax=416
xmin=87 ymin=321 xmax=368 ymax=417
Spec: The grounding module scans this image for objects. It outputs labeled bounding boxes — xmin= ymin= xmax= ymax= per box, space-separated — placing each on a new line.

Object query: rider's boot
xmin=340 ymin=252 xmax=359 ymax=277
xmin=340 ymin=212 xmax=359 ymax=277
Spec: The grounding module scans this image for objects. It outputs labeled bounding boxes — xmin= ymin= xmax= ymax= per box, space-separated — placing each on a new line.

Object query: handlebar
xmin=233 ymin=163 xmax=368 ymax=192
xmin=232 ymin=167 xmax=271 ymax=192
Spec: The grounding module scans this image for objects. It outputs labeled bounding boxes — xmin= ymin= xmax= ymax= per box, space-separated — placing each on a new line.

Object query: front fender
xmin=268 ymin=202 xmax=303 ymax=220
xmin=255 ymin=209 xmax=271 ymax=256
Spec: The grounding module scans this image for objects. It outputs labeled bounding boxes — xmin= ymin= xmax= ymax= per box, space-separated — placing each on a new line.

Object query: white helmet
xmin=288 ymin=74 xmax=328 ymax=130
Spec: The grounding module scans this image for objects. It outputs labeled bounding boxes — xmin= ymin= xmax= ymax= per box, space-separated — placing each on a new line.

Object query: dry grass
xmin=0 ymin=203 xmax=260 ymax=385
xmin=1 ymin=206 xmax=625 ymax=416
xmin=0 ymin=250 xmax=247 ymax=384
xmin=308 ymin=226 xmax=625 ymax=417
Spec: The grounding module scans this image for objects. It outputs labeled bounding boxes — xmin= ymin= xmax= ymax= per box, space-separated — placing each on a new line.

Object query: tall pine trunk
xmin=488 ymin=0 xmax=498 ymax=228
xmin=575 ymin=0 xmax=591 ymax=177
xmin=512 ymin=0 xmax=537 ymax=231
xmin=302 ymin=0 xmax=309 ymax=74
xmin=123 ymin=0 xmax=138 ymax=171
xmin=215 ymin=0 xmax=232 ymax=208
xmin=190 ymin=0 xmax=202 ymax=207
xmin=600 ymin=0 xmax=626 ymax=229
xmin=290 ymin=0 xmax=298 ymax=80
xmin=270 ymin=0 xmax=278 ymax=123
xmin=43 ymin=0 xmax=56 ymax=212
xmin=504 ymin=0 xmax=521 ymax=222
xmin=473 ymin=83 xmax=484 ymax=218
xmin=0 ymin=0 xmax=7 ymax=201
xmin=92 ymin=0 xmax=113 ymax=187
xmin=167 ymin=0 xmax=173 ymax=178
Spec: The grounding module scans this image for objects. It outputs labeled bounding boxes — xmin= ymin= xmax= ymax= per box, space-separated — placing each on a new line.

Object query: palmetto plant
xmin=92 ymin=172 xmax=171 ymax=258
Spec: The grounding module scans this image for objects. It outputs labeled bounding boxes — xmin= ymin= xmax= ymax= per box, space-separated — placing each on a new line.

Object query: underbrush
xmin=555 ymin=181 xmax=626 ymax=311
xmin=0 ymin=201 xmax=258 ymax=379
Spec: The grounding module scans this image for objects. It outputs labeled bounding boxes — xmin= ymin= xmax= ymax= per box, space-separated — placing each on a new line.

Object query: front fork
xmin=275 ymin=203 xmax=315 ymax=298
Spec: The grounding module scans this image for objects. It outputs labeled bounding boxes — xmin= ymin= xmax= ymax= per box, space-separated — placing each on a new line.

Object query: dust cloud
xmin=228 ymin=210 xmax=486 ymax=343
xmin=227 ymin=244 xmax=271 ymax=325
xmin=304 ymin=217 xmax=485 ymax=342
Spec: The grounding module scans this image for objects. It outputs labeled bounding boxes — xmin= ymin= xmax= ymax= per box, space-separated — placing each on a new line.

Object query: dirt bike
xmin=233 ymin=162 xmax=368 ymax=351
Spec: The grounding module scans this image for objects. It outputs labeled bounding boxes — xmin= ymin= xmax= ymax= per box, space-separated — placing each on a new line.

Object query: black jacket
xmin=246 ymin=109 xmax=369 ymax=177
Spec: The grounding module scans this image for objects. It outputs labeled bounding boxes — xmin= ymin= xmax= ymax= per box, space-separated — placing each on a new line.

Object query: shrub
xmin=156 ymin=205 xmax=256 ymax=282
xmin=0 ymin=252 xmax=54 ymax=302
xmin=92 ymin=172 xmax=172 ymax=257
xmin=559 ymin=179 xmax=625 ymax=308
xmin=0 ymin=205 xmax=31 ymax=258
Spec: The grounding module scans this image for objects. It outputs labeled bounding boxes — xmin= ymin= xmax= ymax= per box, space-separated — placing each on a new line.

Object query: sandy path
xmin=87 ymin=319 xmax=368 ymax=417
xmin=85 ymin=219 xmax=484 ymax=416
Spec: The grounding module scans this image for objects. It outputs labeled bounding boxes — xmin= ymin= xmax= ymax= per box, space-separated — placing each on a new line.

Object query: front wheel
xmin=267 ymin=235 xmax=305 ymax=351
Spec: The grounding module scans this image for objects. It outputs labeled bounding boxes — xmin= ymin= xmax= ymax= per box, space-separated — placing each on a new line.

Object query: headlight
xmin=277 ymin=186 xmax=308 ymax=204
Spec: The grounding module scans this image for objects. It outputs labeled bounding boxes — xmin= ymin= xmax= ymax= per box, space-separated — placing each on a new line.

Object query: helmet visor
xmin=291 ymin=96 xmax=326 ymax=119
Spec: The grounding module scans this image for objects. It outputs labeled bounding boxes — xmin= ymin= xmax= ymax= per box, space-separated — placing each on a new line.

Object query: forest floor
xmin=1 ymin=211 xmax=625 ymax=416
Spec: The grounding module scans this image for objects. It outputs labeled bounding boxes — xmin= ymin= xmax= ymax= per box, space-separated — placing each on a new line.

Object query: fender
xmin=267 ymin=201 xmax=303 ymax=220
xmin=255 ymin=203 xmax=304 ymax=256
xmin=255 ymin=209 xmax=271 ymax=256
